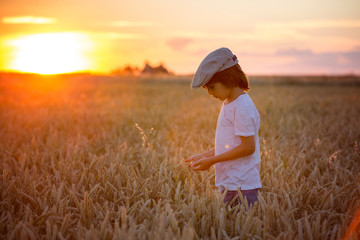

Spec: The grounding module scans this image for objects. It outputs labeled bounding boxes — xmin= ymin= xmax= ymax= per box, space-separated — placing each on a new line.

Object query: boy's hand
xmin=184 ymin=149 xmax=215 ymax=171
xmin=189 ymin=158 xmax=214 ymax=171
xmin=184 ymin=154 xmax=208 ymax=170
xmin=184 ymin=153 xmax=205 ymax=164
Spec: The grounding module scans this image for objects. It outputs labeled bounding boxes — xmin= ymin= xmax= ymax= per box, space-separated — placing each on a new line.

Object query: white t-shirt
xmin=214 ymin=93 xmax=262 ymax=191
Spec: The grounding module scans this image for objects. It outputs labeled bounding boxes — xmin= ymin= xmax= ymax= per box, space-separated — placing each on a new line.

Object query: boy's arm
xmin=185 ymin=148 xmax=215 ymax=163
xmin=198 ymin=148 xmax=215 ymax=158
xmin=190 ymin=136 xmax=255 ymax=171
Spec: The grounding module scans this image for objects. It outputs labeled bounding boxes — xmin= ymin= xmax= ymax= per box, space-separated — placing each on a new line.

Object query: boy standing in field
xmin=185 ymin=47 xmax=261 ymax=207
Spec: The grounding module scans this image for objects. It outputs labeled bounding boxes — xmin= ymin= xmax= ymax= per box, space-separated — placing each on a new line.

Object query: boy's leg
xmin=223 ymin=190 xmax=240 ymax=206
xmin=240 ymin=188 xmax=259 ymax=207
xmin=222 ymin=189 xmax=259 ymax=207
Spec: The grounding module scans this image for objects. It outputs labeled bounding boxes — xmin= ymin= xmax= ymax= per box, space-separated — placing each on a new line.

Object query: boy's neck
xmin=225 ymin=87 xmax=245 ymax=104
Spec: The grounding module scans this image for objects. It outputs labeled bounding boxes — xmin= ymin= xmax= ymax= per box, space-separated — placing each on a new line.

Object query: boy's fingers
xmin=185 ymin=156 xmax=197 ymax=162
xmin=191 ymin=161 xmax=199 ymax=168
xmin=192 ymin=165 xmax=203 ymax=171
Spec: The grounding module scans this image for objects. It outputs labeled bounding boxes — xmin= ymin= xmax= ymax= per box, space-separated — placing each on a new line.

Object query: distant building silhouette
xmin=111 ymin=62 xmax=172 ymax=76
xmin=141 ymin=63 xmax=169 ymax=75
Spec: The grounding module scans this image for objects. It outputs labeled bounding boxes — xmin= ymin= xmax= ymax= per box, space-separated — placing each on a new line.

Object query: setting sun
xmin=7 ymin=32 xmax=93 ymax=74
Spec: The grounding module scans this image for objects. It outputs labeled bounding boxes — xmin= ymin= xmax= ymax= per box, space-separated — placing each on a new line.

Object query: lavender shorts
xmin=221 ymin=188 xmax=260 ymax=207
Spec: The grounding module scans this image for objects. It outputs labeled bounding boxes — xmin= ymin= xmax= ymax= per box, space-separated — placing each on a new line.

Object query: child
xmin=185 ymin=47 xmax=261 ymax=207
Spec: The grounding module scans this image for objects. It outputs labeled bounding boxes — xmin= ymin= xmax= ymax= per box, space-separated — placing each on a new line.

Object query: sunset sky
xmin=0 ymin=0 xmax=359 ymax=75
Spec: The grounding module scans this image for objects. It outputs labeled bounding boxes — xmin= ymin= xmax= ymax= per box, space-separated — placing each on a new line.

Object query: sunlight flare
xmin=7 ymin=32 xmax=93 ymax=74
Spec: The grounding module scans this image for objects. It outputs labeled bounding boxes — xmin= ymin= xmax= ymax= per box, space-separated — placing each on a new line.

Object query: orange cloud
xmin=256 ymin=19 xmax=360 ymax=30
xmin=167 ymin=37 xmax=193 ymax=51
xmin=109 ymin=21 xmax=153 ymax=27
xmin=89 ymin=31 xmax=142 ymax=40
xmin=2 ymin=16 xmax=56 ymax=24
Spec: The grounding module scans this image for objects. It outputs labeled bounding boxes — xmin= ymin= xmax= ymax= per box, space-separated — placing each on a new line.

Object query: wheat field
xmin=1 ymin=75 xmax=360 ymax=239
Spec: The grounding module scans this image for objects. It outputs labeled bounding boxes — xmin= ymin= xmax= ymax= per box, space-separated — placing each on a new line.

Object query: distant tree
xmin=111 ymin=65 xmax=140 ymax=76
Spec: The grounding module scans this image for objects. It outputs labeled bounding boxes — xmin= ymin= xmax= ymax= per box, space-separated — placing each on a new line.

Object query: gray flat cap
xmin=191 ymin=47 xmax=239 ymax=88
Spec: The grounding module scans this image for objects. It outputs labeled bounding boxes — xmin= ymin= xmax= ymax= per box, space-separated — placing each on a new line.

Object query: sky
xmin=0 ymin=0 xmax=359 ymax=75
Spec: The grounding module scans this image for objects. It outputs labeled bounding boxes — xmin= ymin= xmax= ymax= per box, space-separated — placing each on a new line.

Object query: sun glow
xmin=7 ymin=32 xmax=93 ymax=74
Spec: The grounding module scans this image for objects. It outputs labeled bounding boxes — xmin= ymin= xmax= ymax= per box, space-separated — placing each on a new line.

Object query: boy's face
xmin=204 ymin=82 xmax=231 ymax=101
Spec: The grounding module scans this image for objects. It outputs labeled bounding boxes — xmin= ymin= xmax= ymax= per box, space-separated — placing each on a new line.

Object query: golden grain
xmin=0 ymin=76 xmax=359 ymax=239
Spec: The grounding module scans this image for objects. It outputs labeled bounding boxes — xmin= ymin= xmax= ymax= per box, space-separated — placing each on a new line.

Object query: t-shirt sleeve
xmin=234 ymin=105 xmax=256 ymax=137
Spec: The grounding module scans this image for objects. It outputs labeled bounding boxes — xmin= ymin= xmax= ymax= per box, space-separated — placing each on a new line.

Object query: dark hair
xmin=204 ymin=64 xmax=249 ymax=91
